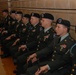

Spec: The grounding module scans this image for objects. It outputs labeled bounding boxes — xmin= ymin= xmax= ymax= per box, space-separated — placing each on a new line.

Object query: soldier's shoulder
xmin=68 ymin=36 xmax=75 ymax=42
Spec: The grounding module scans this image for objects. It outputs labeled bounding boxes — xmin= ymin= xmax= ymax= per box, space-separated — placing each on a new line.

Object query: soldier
xmin=1 ymin=9 xmax=10 ymax=30
xmin=1 ymin=11 xmax=24 ymax=58
xmin=10 ymin=14 xmax=31 ymax=58
xmin=15 ymin=13 xmax=55 ymax=75
xmin=0 ymin=10 xmax=17 ymax=57
xmin=24 ymin=18 xmax=75 ymax=75
xmin=70 ymin=43 xmax=76 ymax=75
xmin=5 ymin=10 xmax=17 ymax=36
xmin=11 ymin=14 xmax=31 ymax=46
xmin=8 ymin=10 xmax=17 ymax=35
xmin=0 ymin=9 xmax=11 ymax=43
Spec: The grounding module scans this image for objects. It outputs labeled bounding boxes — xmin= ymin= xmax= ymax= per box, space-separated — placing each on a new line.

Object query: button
xmin=53 ymin=55 xmax=55 ymax=57
xmin=38 ymin=41 xmax=40 ymax=44
xmin=54 ymin=51 xmax=56 ymax=53
xmin=65 ymin=40 xmax=67 ymax=42
xmin=37 ymin=48 xmax=38 ymax=50
xmin=70 ymin=74 xmax=73 ymax=75
xmin=72 ymin=69 xmax=75 ymax=71
xmin=38 ymin=45 xmax=39 ymax=47
xmin=52 ymin=59 xmax=54 ymax=61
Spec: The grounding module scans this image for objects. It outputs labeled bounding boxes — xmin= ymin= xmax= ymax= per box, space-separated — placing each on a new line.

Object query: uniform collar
xmin=44 ymin=26 xmax=52 ymax=33
xmin=60 ymin=33 xmax=69 ymax=41
xmin=24 ymin=22 xmax=29 ymax=26
xmin=17 ymin=20 xmax=22 ymax=23
xmin=33 ymin=23 xmax=39 ymax=27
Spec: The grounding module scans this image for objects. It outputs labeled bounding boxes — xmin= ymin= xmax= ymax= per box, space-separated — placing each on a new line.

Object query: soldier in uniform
xmin=24 ymin=18 xmax=75 ymax=75
xmin=1 ymin=10 xmax=16 ymax=37
xmin=14 ymin=14 xmax=31 ymax=45
xmin=70 ymin=43 xmax=76 ymax=75
xmin=1 ymin=11 xmax=24 ymax=58
xmin=0 ymin=9 xmax=11 ymax=44
xmin=15 ymin=13 xmax=55 ymax=75
xmin=1 ymin=9 xmax=10 ymax=31
xmin=7 ymin=10 xmax=17 ymax=35
xmin=0 ymin=10 xmax=17 ymax=57
xmin=10 ymin=14 xmax=31 ymax=58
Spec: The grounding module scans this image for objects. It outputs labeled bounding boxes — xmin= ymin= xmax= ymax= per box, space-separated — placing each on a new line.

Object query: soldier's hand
xmin=16 ymin=38 xmax=20 ymax=41
xmin=2 ymin=30 xmax=7 ymax=34
xmin=12 ymin=43 xmax=16 ymax=46
xmin=31 ymin=57 xmax=37 ymax=63
xmin=12 ymin=38 xmax=20 ymax=46
xmin=35 ymin=69 xmax=40 ymax=75
xmin=37 ymin=65 xmax=49 ymax=74
xmin=11 ymin=34 xmax=16 ymax=37
xmin=5 ymin=36 xmax=11 ymax=40
xmin=18 ymin=45 xmax=26 ymax=51
xmin=27 ymin=53 xmax=37 ymax=63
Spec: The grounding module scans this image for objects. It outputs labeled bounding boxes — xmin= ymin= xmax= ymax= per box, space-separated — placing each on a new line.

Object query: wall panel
xmin=0 ymin=0 xmax=8 ymax=18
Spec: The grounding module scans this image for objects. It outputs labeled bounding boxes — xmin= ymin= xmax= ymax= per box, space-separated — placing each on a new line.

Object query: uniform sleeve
xmin=36 ymin=42 xmax=53 ymax=58
xmin=26 ymin=40 xmax=38 ymax=50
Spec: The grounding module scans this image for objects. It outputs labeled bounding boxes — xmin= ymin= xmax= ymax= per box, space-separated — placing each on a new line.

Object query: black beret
xmin=56 ymin=18 xmax=70 ymax=27
xmin=41 ymin=13 xmax=54 ymax=20
xmin=70 ymin=43 xmax=76 ymax=57
xmin=31 ymin=13 xmax=40 ymax=18
xmin=2 ymin=9 xmax=8 ymax=13
xmin=10 ymin=10 xmax=16 ymax=14
xmin=15 ymin=11 xmax=23 ymax=15
xmin=23 ymin=14 xmax=30 ymax=19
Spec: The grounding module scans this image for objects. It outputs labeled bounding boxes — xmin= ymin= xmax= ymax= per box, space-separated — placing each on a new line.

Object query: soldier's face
xmin=10 ymin=13 xmax=16 ymax=19
xmin=22 ymin=17 xmax=28 ymax=24
xmin=41 ymin=18 xmax=47 ymax=27
xmin=15 ymin=14 xmax=21 ymax=20
xmin=2 ymin=12 xmax=8 ymax=17
xmin=41 ymin=18 xmax=51 ymax=28
xmin=30 ymin=16 xmax=39 ymax=25
xmin=55 ymin=24 xmax=67 ymax=36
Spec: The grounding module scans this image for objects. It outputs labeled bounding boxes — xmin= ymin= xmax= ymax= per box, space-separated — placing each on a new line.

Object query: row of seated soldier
xmin=0 ymin=9 xmax=76 ymax=75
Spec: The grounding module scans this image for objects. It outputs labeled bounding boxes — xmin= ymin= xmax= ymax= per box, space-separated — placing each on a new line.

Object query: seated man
xmin=0 ymin=10 xmax=17 ymax=57
xmin=10 ymin=14 xmax=31 ymax=58
xmin=24 ymin=18 xmax=75 ymax=75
